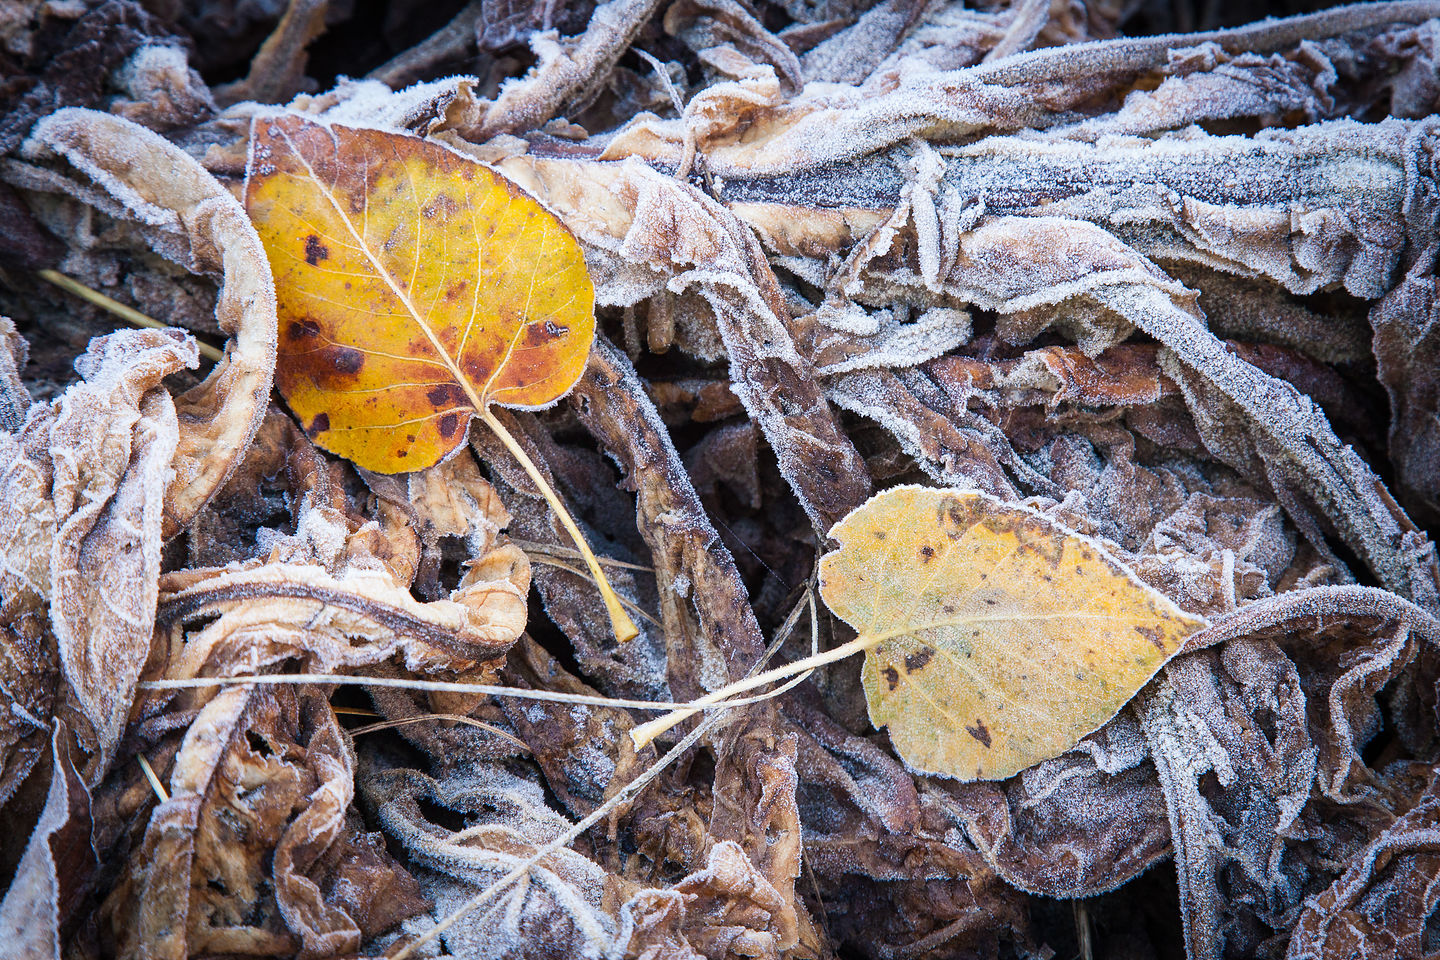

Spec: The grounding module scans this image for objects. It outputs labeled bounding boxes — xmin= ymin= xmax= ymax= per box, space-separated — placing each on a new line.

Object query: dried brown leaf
xmin=1289 ymin=773 xmax=1440 ymax=960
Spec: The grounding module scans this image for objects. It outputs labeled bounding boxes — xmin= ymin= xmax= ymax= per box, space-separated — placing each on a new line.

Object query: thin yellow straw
xmin=38 ymin=269 xmax=226 ymax=363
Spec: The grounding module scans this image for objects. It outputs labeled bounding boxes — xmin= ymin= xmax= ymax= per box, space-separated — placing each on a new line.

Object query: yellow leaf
xmin=820 ymin=485 xmax=1206 ymax=780
xmin=244 ymin=114 xmax=594 ymax=474
xmin=629 ymin=485 xmax=1204 ymax=778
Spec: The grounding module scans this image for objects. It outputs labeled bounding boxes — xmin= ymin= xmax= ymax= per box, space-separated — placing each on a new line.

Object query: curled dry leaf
xmin=363 ymin=762 xmax=625 ymax=957
xmin=104 ymin=685 xmax=423 ymax=960
xmin=156 ymin=556 xmax=529 ymax=680
xmin=155 ymin=450 xmax=529 ymax=682
xmin=1135 ymin=585 xmax=1440 ymax=960
xmin=707 ymin=711 xmax=816 ymax=955
xmin=1289 ymin=776 xmax=1440 ymax=960
xmin=0 ymin=722 xmax=92 ymax=960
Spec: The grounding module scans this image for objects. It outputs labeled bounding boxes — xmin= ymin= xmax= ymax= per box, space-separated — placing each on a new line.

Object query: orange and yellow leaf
xmin=244 ymin=114 xmax=594 ymax=473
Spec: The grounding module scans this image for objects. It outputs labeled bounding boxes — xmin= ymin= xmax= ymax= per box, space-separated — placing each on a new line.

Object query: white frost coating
xmin=690 ymin=2 xmax=1440 ymax=178
xmin=293 ymin=501 xmax=351 ymax=568
xmin=800 ymin=0 xmax=920 ymax=84
xmin=825 ymin=368 xmax=1026 ymax=494
xmin=812 ymin=299 xmax=889 ymax=336
xmin=111 ymin=44 xmax=217 ymax=127
xmin=903 ymin=139 xmax=949 ymax=290
xmin=1140 ymin=679 xmax=1232 ymax=960
xmin=813 ymin=305 xmax=972 ymax=375
xmin=115 ymin=44 xmax=196 ymax=93
xmin=1065 ymin=42 xmax=1337 ymax=140
xmin=931 ymin=122 xmax=1416 ymax=298
xmin=568 ymin=729 xmax=618 ymax=790
xmin=309 ymin=76 xmax=478 ymax=132
xmin=427 ymin=874 xmax=615 ymax=960
xmin=670 ymin=571 xmax=691 ymax=598
xmin=22 ymin=123 xmax=182 ymax=230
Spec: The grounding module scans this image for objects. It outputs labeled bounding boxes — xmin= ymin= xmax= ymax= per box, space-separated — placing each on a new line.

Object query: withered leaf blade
xmin=244 ymin=114 xmax=595 ymax=473
xmin=820 ymin=485 xmax=1206 ymax=781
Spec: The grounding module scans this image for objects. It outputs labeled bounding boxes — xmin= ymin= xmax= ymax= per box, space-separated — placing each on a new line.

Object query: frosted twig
xmin=37 ymin=270 xmax=225 ymax=363
xmin=971 ymin=0 xmax=1440 ymax=86
xmin=214 ymin=0 xmax=330 ymax=106
xmin=367 ymin=1 xmax=483 ymax=88
xmin=139 ymin=668 xmax=814 ymax=714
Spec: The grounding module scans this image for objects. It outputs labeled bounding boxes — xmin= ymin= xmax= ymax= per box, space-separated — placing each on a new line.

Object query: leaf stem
xmin=37 ymin=269 xmax=226 ymax=363
xmin=479 ymin=406 xmax=639 ymax=642
xmin=629 ymin=631 xmax=878 ymax=748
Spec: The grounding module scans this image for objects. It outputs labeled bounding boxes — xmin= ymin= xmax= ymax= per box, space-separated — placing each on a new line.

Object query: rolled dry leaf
xmin=155 ymin=558 xmax=530 ymax=684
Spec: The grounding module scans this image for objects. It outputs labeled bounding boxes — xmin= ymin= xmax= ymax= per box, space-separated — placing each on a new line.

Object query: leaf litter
xmin=2 ymin=1 xmax=1440 ymax=959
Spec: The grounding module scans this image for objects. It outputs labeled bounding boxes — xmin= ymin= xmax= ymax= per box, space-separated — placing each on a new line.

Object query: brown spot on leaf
xmin=523 ymin=318 xmax=571 ymax=348
xmin=904 ymin=648 xmax=934 ymax=673
xmin=1135 ymin=625 xmax=1166 ymax=650
xmin=966 ymin=719 xmax=992 ymax=748
xmin=920 ymin=545 xmax=935 ymax=562
xmin=1032 ymin=530 xmax=1065 ymax=566
xmin=421 ymin=194 xmax=459 ymax=220
xmin=308 ymin=412 xmax=329 ymax=435
xmin=937 ymin=494 xmax=981 ymax=538
xmin=883 ymin=666 xmax=901 ymax=690
xmin=332 ymin=347 xmax=364 ymax=375
xmin=304 ymin=234 xmax=329 ymax=266
xmin=426 ymin=383 xmax=467 ymax=408
xmin=438 ymin=413 xmax=460 ymax=437
xmin=287 ymin=318 xmax=321 ymax=340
